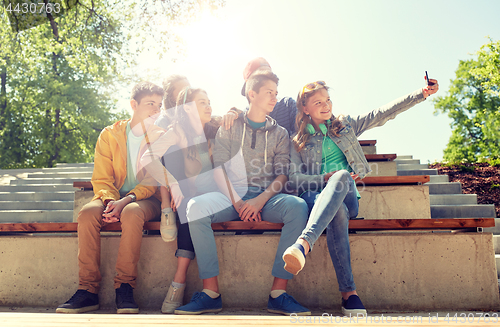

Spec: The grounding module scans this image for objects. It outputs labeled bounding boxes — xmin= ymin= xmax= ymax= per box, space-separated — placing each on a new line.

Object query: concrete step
xmin=0 ymin=191 xmax=75 ymax=201
xmin=0 ymin=201 xmax=73 ymax=210
xmin=396 ymin=163 xmax=429 ymax=170
xmin=428 ymin=182 xmax=462 ymax=194
xmin=394 ymin=159 xmax=421 ymax=165
xmin=0 ymin=185 xmax=78 ymax=192
xmin=0 ymin=168 xmax=45 ymax=174
xmin=397 ymin=169 xmax=438 ymax=176
xmin=484 ymin=218 xmax=500 ymax=235
xmin=41 ymin=167 xmax=94 ymax=173
xmin=425 ymin=175 xmax=449 ymax=184
xmin=10 ymin=178 xmax=89 ymax=185
xmin=430 ymin=204 xmax=496 ymax=219
xmin=0 ymin=210 xmax=73 ymax=223
xmin=395 ymin=155 xmax=413 ymax=160
xmin=494 ymin=235 xmax=500 ymax=254
xmin=27 ymin=172 xmax=93 ymax=179
xmin=1 ymin=166 xmax=93 ymax=175
xmin=429 ymin=194 xmax=477 ymax=205
xmin=362 ymin=145 xmax=376 ymax=155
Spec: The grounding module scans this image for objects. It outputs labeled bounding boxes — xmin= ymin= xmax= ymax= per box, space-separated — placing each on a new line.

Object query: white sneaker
xmin=160 ymin=208 xmax=177 ymax=242
xmin=282 ymin=245 xmax=306 ymax=275
xmin=161 ymin=283 xmax=185 ymax=314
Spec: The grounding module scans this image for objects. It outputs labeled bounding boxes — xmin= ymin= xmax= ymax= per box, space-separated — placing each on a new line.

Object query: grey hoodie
xmin=213 ymin=113 xmax=290 ymax=192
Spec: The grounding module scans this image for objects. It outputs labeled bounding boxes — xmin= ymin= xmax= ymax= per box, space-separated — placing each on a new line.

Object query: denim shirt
xmin=289 ymin=88 xmax=426 ymax=191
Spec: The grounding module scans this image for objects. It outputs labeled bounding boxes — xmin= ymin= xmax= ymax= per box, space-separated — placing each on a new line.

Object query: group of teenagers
xmin=56 ymin=57 xmax=439 ymax=316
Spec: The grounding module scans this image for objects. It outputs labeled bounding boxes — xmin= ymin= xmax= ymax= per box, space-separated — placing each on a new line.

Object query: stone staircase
xmin=1 ymin=157 xmax=497 ymax=223
xmin=395 ymin=155 xmax=497 ymax=220
xmin=396 ymin=154 xmax=499 ymax=288
xmin=0 ymin=163 xmax=93 ymax=223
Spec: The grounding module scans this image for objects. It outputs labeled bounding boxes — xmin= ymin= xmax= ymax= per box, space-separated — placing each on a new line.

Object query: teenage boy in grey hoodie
xmin=174 ymin=70 xmax=311 ymax=316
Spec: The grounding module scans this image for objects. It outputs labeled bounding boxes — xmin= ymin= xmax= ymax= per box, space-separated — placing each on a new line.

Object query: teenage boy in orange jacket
xmin=56 ymin=81 xmax=166 ymax=314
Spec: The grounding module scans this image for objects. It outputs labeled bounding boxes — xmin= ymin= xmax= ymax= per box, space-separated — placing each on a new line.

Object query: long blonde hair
xmin=172 ymin=87 xmax=220 ymax=160
xmin=292 ymin=83 xmax=343 ymax=152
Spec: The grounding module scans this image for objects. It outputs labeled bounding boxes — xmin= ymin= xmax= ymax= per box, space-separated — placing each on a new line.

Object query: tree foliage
xmin=0 ymin=1 xmax=127 ymax=168
xmin=0 ymin=0 xmax=224 ymax=168
xmin=433 ymin=47 xmax=500 ymax=163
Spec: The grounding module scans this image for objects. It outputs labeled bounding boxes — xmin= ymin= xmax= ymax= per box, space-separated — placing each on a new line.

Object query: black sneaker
xmin=116 ymin=283 xmax=139 ymax=314
xmin=341 ymin=295 xmax=367 ymax=316
xmin=56 ymin=290 xmax=99 ymax=313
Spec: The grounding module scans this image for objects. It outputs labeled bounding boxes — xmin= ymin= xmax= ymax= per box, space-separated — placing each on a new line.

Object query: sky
xmin=122 ymin=0 xmax=500 ymax=164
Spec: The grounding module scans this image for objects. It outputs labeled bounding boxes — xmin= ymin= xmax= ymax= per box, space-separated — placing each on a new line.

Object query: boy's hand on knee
xmin=239 ymin=198 xmax=264 ymax=222
xmin=102 ymin=201 xmax=120 ymax=223
xmin=102 ymin=197 xmax=130 ymax=222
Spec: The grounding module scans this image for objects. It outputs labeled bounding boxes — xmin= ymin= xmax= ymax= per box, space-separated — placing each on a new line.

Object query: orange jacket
xmin=91 ymin=119 xmax=164 ymax=203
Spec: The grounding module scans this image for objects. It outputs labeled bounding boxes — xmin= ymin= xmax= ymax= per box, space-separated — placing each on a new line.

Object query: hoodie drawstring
xmin=241 ymin=123 xmax=246 ymax=149
xmin=242 ymin=121 xmax=268 ymax=166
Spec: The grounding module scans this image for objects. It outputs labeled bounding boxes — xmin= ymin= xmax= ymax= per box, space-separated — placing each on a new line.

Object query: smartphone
xmin=425 ymin=71 xmax=435 ymax=86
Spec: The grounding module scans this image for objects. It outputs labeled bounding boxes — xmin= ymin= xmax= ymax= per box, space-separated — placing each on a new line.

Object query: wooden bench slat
xmin=73 ymin=181 xmax=92 ymax=189
xmin=357 ymin=175 xmax=430 ymax=185
xmin=365 ymin=154 xmax=397 ymax=161
xmin=212 ymin=221 xmax=283 ymax=231
xmin=348 ymin=218 xmax=494 ymax=230
xmin=0 ymin=219 xmax=493 ymax=233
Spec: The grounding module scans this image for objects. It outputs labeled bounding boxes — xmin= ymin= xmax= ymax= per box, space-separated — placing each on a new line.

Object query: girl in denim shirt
xmin=283 ymin=78 xmax=438 ymax=315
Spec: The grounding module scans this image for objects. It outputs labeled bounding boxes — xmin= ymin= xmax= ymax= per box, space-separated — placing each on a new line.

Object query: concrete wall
xmin=358 ymin=185 xmax=430 ymax=219
xmin=1 ymin=232 xmax=498 ymax=311
xmin=367 ymin=161 xmax=397 ymax=177
xmin=362 ymin=145 xmax=376 ymax=155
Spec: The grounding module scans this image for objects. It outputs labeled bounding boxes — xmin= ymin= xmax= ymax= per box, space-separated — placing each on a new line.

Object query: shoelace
xmin=69 ymin=290 xmax=89 ymax=302
xmin=191 ymin=292 xmax=203 ymax=303
xmin=281 ymin=294 xmax=300 ymax=307
xmin=119 ymin=285 xmax=134 ymax=303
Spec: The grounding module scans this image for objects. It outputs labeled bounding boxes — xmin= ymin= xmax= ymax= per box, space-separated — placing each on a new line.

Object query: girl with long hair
xmin=141 ymin=87 xmax=221 ymax=313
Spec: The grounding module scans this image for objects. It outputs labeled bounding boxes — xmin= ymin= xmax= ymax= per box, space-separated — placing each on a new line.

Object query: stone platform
xmin=1 ymin=232 xmax=498 ymax=311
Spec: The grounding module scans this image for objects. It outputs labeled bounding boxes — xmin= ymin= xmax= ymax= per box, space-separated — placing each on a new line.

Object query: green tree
xmin=434 ymin=55 xmax=500 ymax=163
xmin=0 ymin=1 xmax=129 ymax=168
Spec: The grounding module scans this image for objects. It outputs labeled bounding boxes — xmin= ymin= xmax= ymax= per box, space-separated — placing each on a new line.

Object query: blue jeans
xmin=299 ymin=170 xmax=358 ymax=292
xmin=187 ymin=188 xmax=309 ymax=280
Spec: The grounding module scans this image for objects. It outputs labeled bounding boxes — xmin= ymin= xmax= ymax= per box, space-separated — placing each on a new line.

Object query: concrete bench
xmin=0 ymin=219 xmax=498 ymax=312
xmin=359 ymin=139 xmax=377 ymax=155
